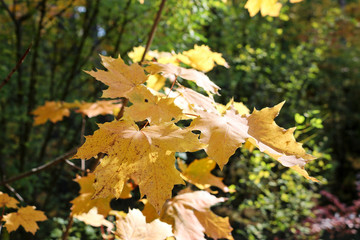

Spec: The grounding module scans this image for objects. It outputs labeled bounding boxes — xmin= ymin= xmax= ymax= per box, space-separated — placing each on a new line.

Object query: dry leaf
xmin=32 ymin=101 xmax=70 ymax=125
xmin=2 ymin=206 xmax=47 ymax=234
xmin=115 ymin=209 xmax=173 ymax=240
xmin=74 ymin=118 xmax=205 ymax=212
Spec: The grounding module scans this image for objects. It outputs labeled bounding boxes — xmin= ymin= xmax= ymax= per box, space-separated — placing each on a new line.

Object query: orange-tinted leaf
xmin=140 ymin=199 xmax=159 ymax=223
xmin=3 ymin=206 xmax=47 ymax=234
xmin=71 ymin=173 xmax=114 ymax=217
xmin=74 ymin=118 xmax=205 ymax=212
xmin=85 ymin=55 xmax=147 ymax=98
xmin=190 ymin=102 xmax=317 ymax=180
xmin=160 ymin=191 xmax=233 ymax=240
xmin=178 ymin=158 xmax=230 ymax=193
xmin=145 ymin=62 xmax=220 ymax=95
xmin=0 ymin=192 xmax=19 ymax=209
xmin=32 ymin=101 xmax=70 ymax=125
xmin=115 ymin=209 xmax=173 ymax=240
xmin=76 ymin=100 xmax=122 ymax=118
xmin=126 ymin=85 xmax=183 ymax=124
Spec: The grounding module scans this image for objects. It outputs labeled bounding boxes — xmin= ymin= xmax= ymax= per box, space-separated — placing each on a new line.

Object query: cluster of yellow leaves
xmin=32 ymin=100 xmax=122 ymax=125
xmin=245 ymin=0 xmax=304 ymax=17
xmin=0 ymin=192 xmax=47 ymax=235
xmin=73 ymin=53 xmax=317 ymax=217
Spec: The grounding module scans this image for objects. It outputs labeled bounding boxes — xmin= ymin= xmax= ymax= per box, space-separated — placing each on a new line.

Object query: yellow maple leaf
xmin=160 ymin=191 xmax=233 ymax=240
xmin=74 ymin=118 xmax=205 ymax=212
xmin=190 ymin=102 xmax=317 ymax=180
xmin=177 ymin=45 xmax=229 ymax=72
xmin=2 ymin=206 xmax=47 ymax=234
xmin=126 ymin=85 xmax=183 ymax=124
xmin=115 ymin=209 xmax=173 ymax=240
xmin=245 ymin=0 xmax=282 ymax=17
xmin=145 ymin=62 xmax=220 ymax=95
xmin=85 ymin=55 xmax=147 ymax=98
xmin=216 ymin=98 xmax=250 ymax=116
xmin=128 ymin=46 xmax=153 ymax=63
xmin=146 ymin=74 xmax=167 ymax=91
xmin=290 ymin=0 xmax=303 ymax=3
xmin=76 ymin=100 xmax=122 ymax=118
xmin=70 ymin=173 xmax=114 ymax=217
xmin=32 ymin=101 xmax=70 ymax=125
xmin=178 ymin=158 xmax=230 ymax=193
xmin=0 ymin=192 xmax=19 ymax=209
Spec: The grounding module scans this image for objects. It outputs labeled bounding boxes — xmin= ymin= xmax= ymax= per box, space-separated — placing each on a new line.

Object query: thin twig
xmin=62 ymin=213 xmax=74 ymax=240
xmin=4 ymin=184 xmax=24 ymax=202
xmin=0 ymin=43 xmax=32 ymax=91
xmin=65 ymin=160 xmax=85 ymax=172
xmin=0 ymin=148 xmax=77 ymax=186
xmin=140 ymin=0 xmax=167 ymax=63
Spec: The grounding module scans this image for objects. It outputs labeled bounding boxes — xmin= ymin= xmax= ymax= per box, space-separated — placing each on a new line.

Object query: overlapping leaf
xmin=177 ymin=45 xmax=229 ymax=73
xmin=126 ymin=85 xmax=183 ymax=124
xmin=178 ymin=158 xmax=230 ymax=193
xmin=160 ymin=191 xmax=233 ymax=240
xmin=76 ymin=100 xmax=122 ymax=118
xmin=145 ymin=62 xmax=220 ymax=95
xmin=85 ymin=55 xmax=147 ymax=98
xmin=115 ymin=209 xmax=173 ymax=240
xmin=74 ymin=118 xmax=205 ymax=212
xmin=190 ymin=102 xmax=317 ymax=179
xmin=70 ymin=173 xmax=115 ymax=217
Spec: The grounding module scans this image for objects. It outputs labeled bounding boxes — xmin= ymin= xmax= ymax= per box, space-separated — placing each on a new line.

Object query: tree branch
xmin=0 ymin=43 xmax=32 ymax=91
xmin=0 ymin=148 xmax=77 ymax=186
xmin=140 ymin=0 xmax=167 ymax=63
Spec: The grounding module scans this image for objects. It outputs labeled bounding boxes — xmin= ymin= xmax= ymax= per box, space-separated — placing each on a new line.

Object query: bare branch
xmin=0 ymin=43 xmax=32 ymax=91
xmin=140 ymin=0 xmax=167 ymax=63
xmin=0 ymin=148 xmax=77 ymax=186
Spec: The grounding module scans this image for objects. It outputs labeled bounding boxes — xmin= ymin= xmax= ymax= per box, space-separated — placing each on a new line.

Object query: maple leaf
xmin=177 ymin=45 xmax=229 ymax=73
xmin=178 ymin=158 xmax=230 ymax=193
xmin=70 ymin=173 xmax=114 ymax=217
xmin=128 ymin=46 xmax=153 ymax=63
xmin=126 ymin=85 xmax=183 ymax=124
xmin=115 ymin=209 xmax=173 ymax=240
xmin=74 ymin=207 xmax=114 ymax=230
xmin=32 ymin=101 xmax=70 ymax=125
xmin=2 ymin=206 xmax=47 ymax=234
xmin=290 ymin=0 xmax=303 ymax=3
xmin=172 ymin=85 xmax=218 ymax=114
xmin=76 ymin=100 xmax=122 ymax=118
xmin=145 ymin=62 xmax=220 ymax=95
xmin=245 ymin=0 xmax=282 ymax=17
xmin=216 ymin=98 xmax=250 ymax=116
xmin=160 ymin=191 xmax=233 ymax=240
xmin=74 ymin=118 xmax=205 ymax=212
xmin=190 ymin=102 xmax=317 ymax=180
xmin=146 ymin=74 xmax=167 ymax=91
xmin=85 ymin=55 xmax=147 ymax=98
xmin=0 ymin=192 xmax=19 ymax=209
